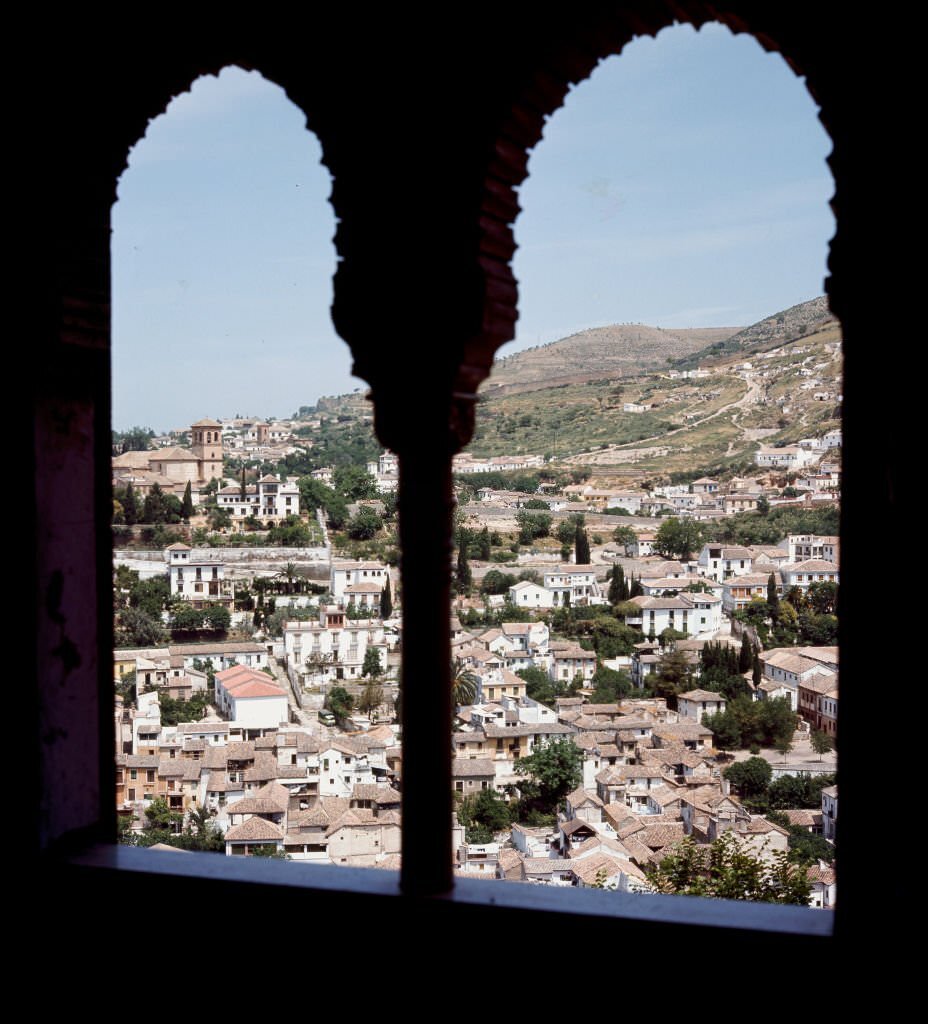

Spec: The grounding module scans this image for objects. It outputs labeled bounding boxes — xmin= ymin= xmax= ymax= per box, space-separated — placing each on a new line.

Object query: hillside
xmin=671 ymin=296 xmax=836 ymax=370
xmin=467 ymin=298 xmax=842 ymax=481
xmin=480 ymin=324 xmax=740 ymax=396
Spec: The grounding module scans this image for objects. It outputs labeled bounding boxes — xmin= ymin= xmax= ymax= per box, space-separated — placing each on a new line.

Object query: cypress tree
xmin=381 ymin=575 xmax=393 ymax=619
xmin=181 ymin=481 xmax=194 ymax=521
xmin=767 ymin=572 xmax=779 ymax=622
xmin=478 ymin=526 xmax=491 ymax=561
xmin=456 ymin=528 xmax=472 ymax=594
xmin=752 ymin=653 xmax=762 ymax=687
xmin=575 ymin=524 xmax=591 ymax=565
xmin=123 ymin=483 xmax=139 ymax=526
xmin=630 ymin=573 xmax=643 ymax=598
xmin=240 ymin=466 xmax=247 ymax=500
xmin=608 ymin=564 xmax=622 ymax=605
xmin=739 ymin=633 xmax=753 ymax=673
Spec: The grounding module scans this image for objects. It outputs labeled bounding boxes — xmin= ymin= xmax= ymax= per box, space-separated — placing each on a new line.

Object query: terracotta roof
xmin=678 ymin=689 xmax=725 ymax=702
xmin=451 ymin=758 xmax=496 ymax=777
xmin=224 ymin=816 xmax=284 ymax=842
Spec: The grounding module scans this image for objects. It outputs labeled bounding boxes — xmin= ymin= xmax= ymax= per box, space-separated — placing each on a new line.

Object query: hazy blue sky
xmin=112 ymin=22 xmax=834 ymax=433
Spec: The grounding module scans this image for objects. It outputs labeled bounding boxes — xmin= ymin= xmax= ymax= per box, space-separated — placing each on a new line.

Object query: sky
xmin=111 ymin=22 xmax=835 ymax=434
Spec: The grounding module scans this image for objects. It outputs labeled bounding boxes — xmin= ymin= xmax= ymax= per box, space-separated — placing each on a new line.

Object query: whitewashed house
xmin=625 ymin=592 xmax=722 ymax=638
xmin=166 ymin=544 xmax=232 ymax=607
xmin=542 ymin=565 xmax=603 ymax=607
xmin=215 ymin=474 xmax=300 ymax=522
xmin=330 ymin=560 xmax=390 ymax=601
xmin=697 ymin=544 xmax=755 ymax=583
xmin=284 ymin=605 xmax=389 ymax=686
xmin=214 ymin=665 xmax=289 ymax=729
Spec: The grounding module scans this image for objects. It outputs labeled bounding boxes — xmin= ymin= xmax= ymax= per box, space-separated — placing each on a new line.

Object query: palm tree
xmin=275 ymin=560 xmax=303 ymax=594
xmin=451 ymin=658 xmax=479 ymax=707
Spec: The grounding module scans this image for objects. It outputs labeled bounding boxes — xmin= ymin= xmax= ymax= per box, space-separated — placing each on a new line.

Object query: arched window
xmin=30 ymin=7 xmax=881 ymax=963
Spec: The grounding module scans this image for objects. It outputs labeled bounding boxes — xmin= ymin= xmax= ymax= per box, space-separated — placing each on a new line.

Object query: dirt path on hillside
xmin=563 ymin=374 xmax=763 ymax=465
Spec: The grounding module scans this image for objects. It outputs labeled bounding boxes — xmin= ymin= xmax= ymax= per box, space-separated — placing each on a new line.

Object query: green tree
xmin=647 ymin=833 xmax=812 ymax=905
xmin=362 ymin=646 xmax=383 ymax=678
xmin=612 ymin=525 xmax=637 ymax=550
xmin=652 ymin=647 xmax=693 ymax=709
xmin=574 ymin=523 xmax=591 ymax=564
xmin=739 ymin=633 xmax=754 ymax=673
xmin=325 ymin=685 xmax=354 ymax=724
xmin=556 ymin=519 xmax=578 ymax=545
xmin=358 ymin=678 xmax=385 ymax=720
xmin=477 ymin=526 xmax=491 ymax=561
xmin=516 ymin=509 xmax=552 ymax=545
xmin=457 ymin=788 xmax=512 ymax=841
xmin=767 ymin=573 xmax=780 ymax=622
xmin=451 ymin=658 xmax=479 ymax=707
xmin=347 ymin=506 xmax=383 ymax=540
xmin=654 ymin=517 xmax=703 ymax=560
xmin=115 ymin=607 xmax=167 ymax=648
xmin=589 ymin=665 xmax=633 ymax=703
xmin=142 ymin=483 xmax=178 ymax=524
xmin=181 ymin=481 xmax=194 ymax=520
xmin=810 ymin=729 xmax=835 ymax=761
xmin=380 ymin=575 xmax=393 ymax=619
xmin=456 ymin=527 xmax=473 ymax=594
xmin=202 ymin=604 xmax=231 ymax=632
xmin=723 ymin=756 xmax=773 ymax=798
xmin=333 ymin=465 xmax=379 ymax=501
xmin=807 ymin=581 xmax=838 ymax=615
xmin=608 ymin=563 xmax=628 ymax=604
xmin=480 ymin=569 xmax=518 ymax=595
xmin=516 ymin=666 xmax=563 ymax=706
xmin=122 ymin=483 xmax=139 ymax=526
xmin=514 ymin=737 xmax=583 ymax=817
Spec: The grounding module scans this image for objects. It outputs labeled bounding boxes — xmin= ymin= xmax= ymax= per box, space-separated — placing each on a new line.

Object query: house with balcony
xmin=542 ymin=565 xmax=604 ymax=607
xmin=215 ymin=474 xmax=300 ymax=523
xmin=166 ymin=544 xmax=233 ymax=608
xmin=284 ymin=604 xmax=389 ymax=687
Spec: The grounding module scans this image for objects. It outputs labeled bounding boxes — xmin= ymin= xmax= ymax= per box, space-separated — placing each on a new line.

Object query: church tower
xmin=190 ymin=418 xmax=224 ymax=481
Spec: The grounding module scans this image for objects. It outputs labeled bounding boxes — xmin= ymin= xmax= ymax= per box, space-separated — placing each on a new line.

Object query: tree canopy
xmin=647 ymin=833 xmax=812 ymax=905
xmin=514 ymin=737 xmax=582 ymax=817
xmin=654 ymin=517 xmax=703 ymax=560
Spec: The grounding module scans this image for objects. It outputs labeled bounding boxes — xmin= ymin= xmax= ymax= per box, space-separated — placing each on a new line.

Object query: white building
xmin=215 ymin=474 xmax=301 ymax=523
xmin=214 ymin=665 xmax=290 ymax=729
xmin=508 ymin=580 xmax=555 ymax=609
xmin=697 ymin=544 xmax=755 ymax=583
xmin=542 ymin=565 xmax=603 ymax=607
xmin=165 ymin=544 xmax=232 ymax=607
xmin=283 ymin=605 xmax=389 ymax=685
xmin=677 ymin=689 xmax=726 ymax=721
xmin=779 ymin=559 xmax=839 ymax=590
xmin=754 ymin=446 xmax=817 ymax=469
xmin=625 ymin=592 xmax=722 ymax=638
xmin=331 ymin=561 xmax=390 ymax=601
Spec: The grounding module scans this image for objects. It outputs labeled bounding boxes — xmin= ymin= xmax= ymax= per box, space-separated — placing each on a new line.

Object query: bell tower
xmin=190 ymin=418 xmax=224 ymax=481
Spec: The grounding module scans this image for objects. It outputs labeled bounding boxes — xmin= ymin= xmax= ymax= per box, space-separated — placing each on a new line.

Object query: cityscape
xmin=111 ymin=295 xmax=839 ymax=909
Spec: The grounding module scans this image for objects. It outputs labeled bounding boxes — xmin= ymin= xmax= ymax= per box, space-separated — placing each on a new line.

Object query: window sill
xmin=55 ymin=843 xmax=833 ymax=942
